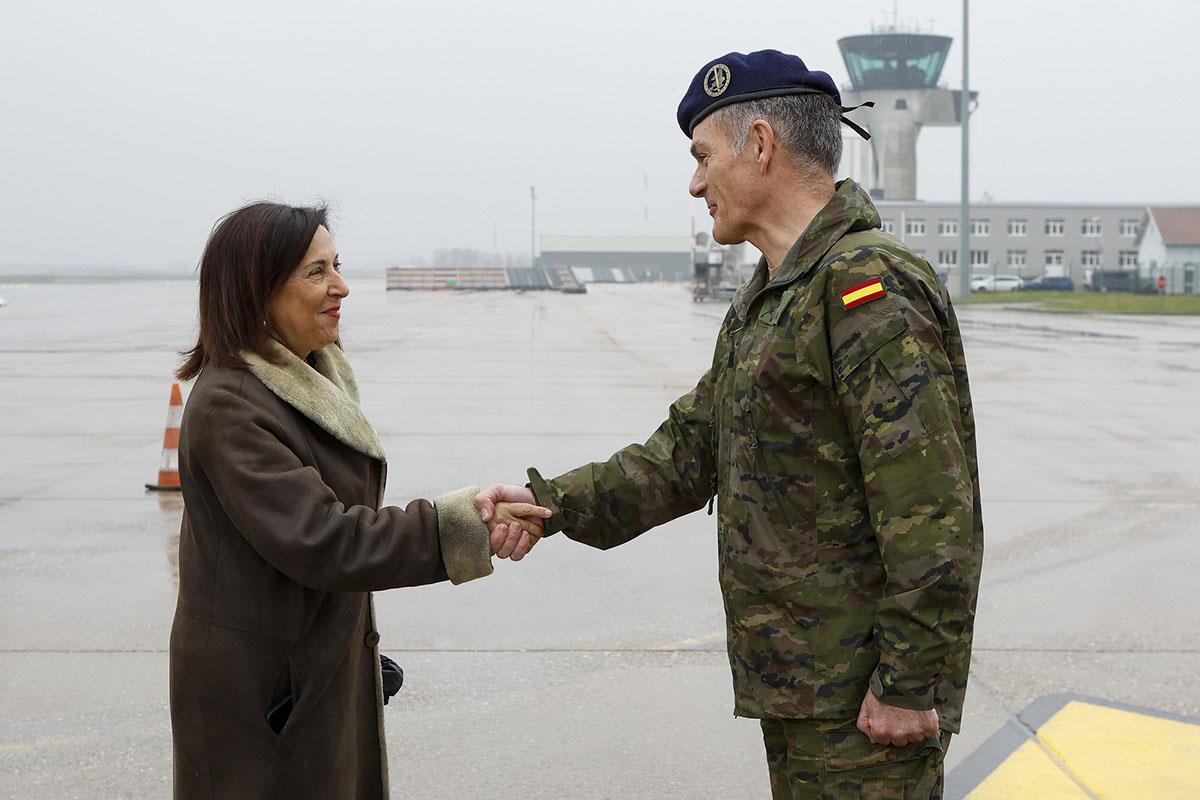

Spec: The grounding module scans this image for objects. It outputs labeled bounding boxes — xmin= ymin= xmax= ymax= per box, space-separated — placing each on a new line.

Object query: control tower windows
xmin=838 ymin=34 xmax=953 ymax=90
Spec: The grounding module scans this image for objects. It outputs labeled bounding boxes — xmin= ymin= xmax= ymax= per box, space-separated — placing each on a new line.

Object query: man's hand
xmin=474 ymin=484 xmax=552 ymax=561
xmin=856 ymin=689 xmax=939 ymax=747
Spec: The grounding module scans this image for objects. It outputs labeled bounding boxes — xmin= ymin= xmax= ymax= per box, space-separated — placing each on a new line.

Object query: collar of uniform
xmin=733 ymin=179 xmax=880 ymax=321
xmin=240 ymin=339 xmax=388 ymax=462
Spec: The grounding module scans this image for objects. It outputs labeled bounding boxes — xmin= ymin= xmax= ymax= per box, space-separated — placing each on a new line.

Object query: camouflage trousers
xmin=760 ymin=718 xmax=949 ymax=800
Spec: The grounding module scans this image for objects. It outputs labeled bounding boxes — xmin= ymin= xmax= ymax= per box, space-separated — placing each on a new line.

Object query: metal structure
xmin=838 ymin=26 xmax=976 ymax=202
xmin=959 ymin=0 xmax=971 ymax=298
xmin=691 ymin=234 xmax=741 ymax=302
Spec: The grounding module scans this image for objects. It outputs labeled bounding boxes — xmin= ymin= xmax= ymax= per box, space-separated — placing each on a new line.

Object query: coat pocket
xmin=265 ymin=657 xmax=302 ymax=738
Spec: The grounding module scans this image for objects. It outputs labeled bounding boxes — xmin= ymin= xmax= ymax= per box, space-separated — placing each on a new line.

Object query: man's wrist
xmin=526 ymin=468 xmax=566 ymax=536
xmin=869 ymin=670 xmax=937 ymax=712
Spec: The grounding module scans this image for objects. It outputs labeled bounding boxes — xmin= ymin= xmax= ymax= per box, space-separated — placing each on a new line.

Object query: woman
xmin=169 ymin=202 xmax=544 ymax=799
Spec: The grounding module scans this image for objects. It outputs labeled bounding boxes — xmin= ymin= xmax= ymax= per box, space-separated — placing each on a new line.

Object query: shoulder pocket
xmin=841 ymin=331 xmax=950 ymax=462
xmin=832 ymin=313 xmax=906 ymax=382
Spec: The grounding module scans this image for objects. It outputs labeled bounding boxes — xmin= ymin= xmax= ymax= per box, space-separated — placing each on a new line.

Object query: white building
xmin=1136 ymin=208 xmax=1200 ymax=294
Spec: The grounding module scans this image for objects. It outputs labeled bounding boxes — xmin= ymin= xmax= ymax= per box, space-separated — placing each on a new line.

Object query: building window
xmin=1007 ymin=250 xmax=1027 ymax=268
xmin=1046 ymin=219 xmax=1065 ymax=236
xmin=906 ymin=218 xmax=926 ymax=236
xmin=1119 ymin=219 xmax=1138 ymax=237
xmin=1008 ymin=218 xmax=1028 ymax=236
xmin=1045 ymin=250 xmax=1064 ymax=267
xmin=1081 ymin=250 xmax=1102 ymax=267
xmin=970 ymin=249 xmax=990 ymax=266
xmin=1081 ymin=219 xmax=1103 ymax=237
xmin=1118 ymin=250 xmax=1138 ymax=267
xmin=881 ymin=220 xmax=895 ymax=235
xmin=970 ymin=218 xmax=990 ymax=236
xmin=938 ymin=249 xmax=959 ymax=267
xmin=938 ymin=219 xmax=958 ymax=236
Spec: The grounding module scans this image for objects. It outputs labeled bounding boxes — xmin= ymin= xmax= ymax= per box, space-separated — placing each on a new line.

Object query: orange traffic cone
xmin=146 ymin=383 xmax=183 ymax=492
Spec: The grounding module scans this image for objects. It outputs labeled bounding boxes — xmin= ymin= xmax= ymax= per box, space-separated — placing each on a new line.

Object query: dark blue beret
xmin=677 ymin=49 xmax=868 ymax=139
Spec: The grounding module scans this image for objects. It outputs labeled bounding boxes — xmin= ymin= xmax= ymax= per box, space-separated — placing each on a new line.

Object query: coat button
xmin=364 ymin=631 xmax=380 ymax=648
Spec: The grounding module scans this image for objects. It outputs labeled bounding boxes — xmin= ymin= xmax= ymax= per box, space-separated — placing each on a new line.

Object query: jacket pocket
xmin=841 ymin=331 xmax=950 ymax=463
xmin=724 ymin=578 xmax=817 ymax=689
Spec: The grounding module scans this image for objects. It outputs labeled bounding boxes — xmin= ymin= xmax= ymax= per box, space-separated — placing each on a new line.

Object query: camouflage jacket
xmin=528 ymin=180 xmax=984 ymax=730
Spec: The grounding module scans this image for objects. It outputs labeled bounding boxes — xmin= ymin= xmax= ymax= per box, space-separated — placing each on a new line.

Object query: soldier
xmin=478 ymin=49 xmax=983 ymax=799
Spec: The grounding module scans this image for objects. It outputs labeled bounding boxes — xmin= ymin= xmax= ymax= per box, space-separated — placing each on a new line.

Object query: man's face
xmin=688 ymin=115 xmax=759 ymax=245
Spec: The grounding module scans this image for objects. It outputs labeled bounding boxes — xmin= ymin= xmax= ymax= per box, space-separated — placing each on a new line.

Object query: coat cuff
xmin=526 ymin=468 xmax=567 ymax=536
xmin=433 ymin=486 xmax=493 ymax=585
xmin=869 ymin=669 xmax=937 ymax=712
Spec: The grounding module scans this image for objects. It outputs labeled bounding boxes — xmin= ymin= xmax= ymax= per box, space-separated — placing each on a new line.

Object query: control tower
xmin=838 ymin=28 xmax=976 ymax=200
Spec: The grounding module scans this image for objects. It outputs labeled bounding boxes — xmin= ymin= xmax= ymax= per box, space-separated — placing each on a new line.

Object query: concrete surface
xmin=1 ymin=279 xmax=1198 ymax=798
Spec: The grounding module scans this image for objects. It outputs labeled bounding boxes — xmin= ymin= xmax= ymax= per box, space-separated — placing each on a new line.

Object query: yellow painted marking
xmin=966 ymin=700 xmax=1200 ymax=799
xmin=967 ymin=739 xmax=1090 ymax=799
xmin=1039 ymin=701 xmax=1200 ymax=799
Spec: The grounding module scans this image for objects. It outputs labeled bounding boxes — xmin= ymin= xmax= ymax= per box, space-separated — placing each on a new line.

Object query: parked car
xmin=970 ymin=274 xmax=1023 ymax=292
xmin=1018 ymin=276 xmax=1075 ymax=291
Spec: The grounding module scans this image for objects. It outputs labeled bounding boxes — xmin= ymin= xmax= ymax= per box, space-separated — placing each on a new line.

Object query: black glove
xmin=380 ymin=654 xmax=404 ymax=705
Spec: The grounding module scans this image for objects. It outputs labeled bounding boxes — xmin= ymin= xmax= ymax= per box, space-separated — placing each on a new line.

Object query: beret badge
xmin=703 ymin=64 xmax=730 ymax=97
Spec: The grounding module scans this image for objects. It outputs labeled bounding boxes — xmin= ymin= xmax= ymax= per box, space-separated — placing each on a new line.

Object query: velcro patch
xmin=840 ymin=278 xmax=886 ymax=310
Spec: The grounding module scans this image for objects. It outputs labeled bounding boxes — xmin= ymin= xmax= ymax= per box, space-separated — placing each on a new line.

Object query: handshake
xmin=473 ymin=483 xmax=553 ymax=561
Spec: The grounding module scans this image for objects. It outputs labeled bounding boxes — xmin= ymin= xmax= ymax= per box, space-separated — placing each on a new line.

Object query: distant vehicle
xmin=0 ymin=295 xmax=7 ymax=307
xmin=970 ymin=275 xmax=1023 ymax=292
xmin=1018 ymin=276 xmax=1075 ymax=291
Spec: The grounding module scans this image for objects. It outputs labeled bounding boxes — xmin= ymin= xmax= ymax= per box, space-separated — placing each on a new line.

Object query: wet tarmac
xmin=1 ymin=279 xmax=1198 ymax=798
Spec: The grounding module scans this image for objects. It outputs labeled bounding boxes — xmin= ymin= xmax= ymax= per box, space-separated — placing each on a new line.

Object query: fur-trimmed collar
xmin=241 ymin=339 xmax=387 ymax=462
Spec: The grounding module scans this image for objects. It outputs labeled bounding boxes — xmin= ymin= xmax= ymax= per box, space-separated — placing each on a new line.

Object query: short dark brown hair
xmin=177 ymin=202 xmax=329 ymax=381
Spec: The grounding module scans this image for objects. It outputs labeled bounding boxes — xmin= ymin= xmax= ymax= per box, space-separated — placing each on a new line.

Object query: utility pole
xmin=643 ymin=173 xmax=649 ymax=234
xmin=530 ymin=186 xmax=537 ymax=267
xmin=958 ymin=0 xmax=972 ymax=298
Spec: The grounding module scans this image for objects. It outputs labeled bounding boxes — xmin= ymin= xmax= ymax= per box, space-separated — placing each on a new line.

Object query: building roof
xmin=540 ymin=235 xmax=691 ymax=254
xmin=1146 ymin=207 xmax=1200 ymax=247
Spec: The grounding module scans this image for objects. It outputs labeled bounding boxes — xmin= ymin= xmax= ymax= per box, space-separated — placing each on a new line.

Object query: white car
xmin=970 ymin=275 xmax=1023 ymax=292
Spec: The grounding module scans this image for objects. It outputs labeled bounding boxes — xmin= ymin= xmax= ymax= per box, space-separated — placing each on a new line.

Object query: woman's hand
xmin=476 ymin=485 xmax=551 ymax=561
xmin=492 ymin=501 xmax=547 ymax=560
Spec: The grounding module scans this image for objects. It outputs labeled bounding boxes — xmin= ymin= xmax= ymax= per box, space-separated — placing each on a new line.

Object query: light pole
xmin=530 ymin=186 xmax=537 ymax=267
xmin=958 ymin=0 xmax=971 ymax=298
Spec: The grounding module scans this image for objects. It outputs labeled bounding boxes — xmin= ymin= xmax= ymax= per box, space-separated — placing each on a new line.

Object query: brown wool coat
xmin=170 ymin=341 xmax=491 ymax=799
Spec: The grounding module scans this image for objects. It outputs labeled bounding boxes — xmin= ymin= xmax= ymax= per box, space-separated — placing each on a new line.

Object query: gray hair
xmin=710 ymin=94 xmax=843 ymax=176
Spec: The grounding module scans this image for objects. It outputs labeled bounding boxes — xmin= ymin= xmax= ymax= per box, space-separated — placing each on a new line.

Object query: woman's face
xmin=267 ymin=225 xmax=349 ymax=359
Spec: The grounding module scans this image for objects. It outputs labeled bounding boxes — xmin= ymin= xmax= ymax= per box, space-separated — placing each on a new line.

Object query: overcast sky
xmin=3 ymin=0 xmax=1197 ymax=270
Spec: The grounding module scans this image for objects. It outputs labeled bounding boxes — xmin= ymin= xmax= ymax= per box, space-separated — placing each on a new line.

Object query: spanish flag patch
xmin=840 ymin=278 xmax=886 ymax=310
